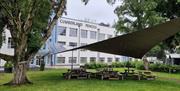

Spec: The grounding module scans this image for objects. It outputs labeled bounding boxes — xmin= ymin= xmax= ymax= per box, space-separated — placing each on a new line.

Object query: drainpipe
xmin=77 ymin=25 xmax=81 ymax=66
xmin=97 ymin=28 xmax=100 ymax=63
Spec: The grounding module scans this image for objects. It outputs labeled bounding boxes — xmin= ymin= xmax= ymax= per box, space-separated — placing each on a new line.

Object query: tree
xmin=114 ymin=0 xmax=165 ymax=33
xmin=0 ymin=0 xmax=66 ymax=85
xmin=114 ymin=0 xmax=167 ymax=70
xmin=114 ymin=0 xmax=165 ymax=55
xmin=155 ymin=0 xmax=180 ymax=53
xmin=0 ymin=0 xmax=116 ymax=86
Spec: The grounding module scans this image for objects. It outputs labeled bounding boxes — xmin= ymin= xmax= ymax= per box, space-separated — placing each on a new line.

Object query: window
xmin=8 ymin=37 xmax=14 ymax=48
xmin=69 ymin=28 xmax=77 ymax=37
xmin=58 ymin=26 xmax=66 ymax=36
xmin=69 ymin=57 xmax=77 ymax=63
xmin=80 ymin=43 xmax=87 ymax=51
xmin=58 ymin=41 xmax=66 ymax=46
xmin=2 ymin=31 xmax=5 ymax=43
xmin=31 ymin=59 xmax=34 ymax=64
xmin=99 ymin=33 xmax=105 ymax=41
xmin=81 ymin=29 xmax=88 ymax=38
xmin=90 ymin=31 xmax=97 ymax=39
xmin=107 ymin=58 xmax=113 ymax=63
xmin=107 ymin=34 xmax=113 ymax=39
xmin=57 ymin=57 xmax=65 ymax=63
xmin=81 ymin=43 xmax=87 ymax=46
xmin=80 ymin=57 xmax=87 ymax=64
xmin=99 ymin=57 xmax=105 ymax=63
xmin=90 ymin=57 xmax=96 ymax=63
xmin=115 ymin=58 xmax=119 ymax=62
xmin=49 ymin=38 xmax=52 ymax=42
xmin=69 ymin=42 xmax=77 ymax=47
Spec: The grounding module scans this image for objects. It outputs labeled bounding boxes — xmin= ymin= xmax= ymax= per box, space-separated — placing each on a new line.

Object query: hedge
xmin=84 ymin=61 xmax=180 ymax=73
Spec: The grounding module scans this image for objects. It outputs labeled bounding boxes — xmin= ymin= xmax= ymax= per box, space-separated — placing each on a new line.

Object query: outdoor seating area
xmin=63 ymin=67 xmax=156 ymax=81
xmin=63 ymin=67 xmax=91 ymax=80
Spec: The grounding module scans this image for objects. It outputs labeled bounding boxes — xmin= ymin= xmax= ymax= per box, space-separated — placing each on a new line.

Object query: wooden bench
xmin=142 ymin=71 xmax=156 ymax=80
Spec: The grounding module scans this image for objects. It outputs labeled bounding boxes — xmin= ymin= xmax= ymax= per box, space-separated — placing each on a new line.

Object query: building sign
xmin=60 ymin=19 xmax=97 ymax=29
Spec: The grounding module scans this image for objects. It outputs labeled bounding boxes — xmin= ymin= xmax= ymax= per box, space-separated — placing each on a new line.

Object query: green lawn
xmin=0 ymin=68 xmax=180 ymax=91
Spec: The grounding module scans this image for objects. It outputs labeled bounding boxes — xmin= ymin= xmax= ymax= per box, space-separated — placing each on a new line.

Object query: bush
xmin=84 ymin=61 xmax=180 ymax=73
xmin=135 ymin=61 xmax=144 ymax=70
xmin=4 ymin=61 xmax=13 ymax=68
xmin=149 ymin=64 xmax=159 ymax=71
xmin=111 ymin=62 xmax=123 ymax=68
xmin=4 ymin=61 xmax=13 ymax=73
xmin=84 ymin=63 xmax=108 ymax=69
xmin=170 ymin=65 xmax=180 ymax=73
xmin=149 ymin=63 xmax=180 ymax=73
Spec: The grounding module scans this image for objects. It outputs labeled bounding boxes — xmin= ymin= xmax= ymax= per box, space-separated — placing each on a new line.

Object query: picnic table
xmin=63 ymin=68 xmax=91 ymax=80
xmin=121 ymin=69 xmax=141 ymax=80
xmin=96 ymin=68 xmax=124 ymax=80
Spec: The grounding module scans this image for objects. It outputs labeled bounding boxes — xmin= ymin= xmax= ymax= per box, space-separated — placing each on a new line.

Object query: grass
xmin=0 ymin=68 xmax=180 ymax=91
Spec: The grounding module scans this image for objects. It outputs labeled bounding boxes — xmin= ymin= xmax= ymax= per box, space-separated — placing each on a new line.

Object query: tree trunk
xmin=12 ymin=62 xmax=31 ymax=85
xmin=40 ymin=57 xmax=45 ymax=71
xmin=143 ymin=57 xmax=149 ymax=70
xmin=4 ymin=62 xmax=32 ymax=85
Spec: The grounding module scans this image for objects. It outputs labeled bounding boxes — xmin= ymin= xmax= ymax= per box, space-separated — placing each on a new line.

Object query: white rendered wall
xmin=52 ymin=17 xmax=124 ymax=67
xmin=0 ymin=29 xmax=14 ymax=66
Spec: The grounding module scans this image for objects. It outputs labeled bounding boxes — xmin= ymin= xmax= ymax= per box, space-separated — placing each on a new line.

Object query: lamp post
xmin=71 ymin=49 xmax=74 ymax=70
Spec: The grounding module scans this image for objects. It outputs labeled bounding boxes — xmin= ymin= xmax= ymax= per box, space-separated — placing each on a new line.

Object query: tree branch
xmin=25 ymin=0 xmax=66 ymax=61
xmin=42 ymin=0 xmax=66 ymax=42
xmin=0 ymin=53 xmax=13 ymax=61
xmin=23 ymin=0 xmax=38 ymax=33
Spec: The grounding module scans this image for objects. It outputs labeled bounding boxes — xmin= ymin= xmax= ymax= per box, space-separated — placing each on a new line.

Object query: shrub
xmin=84 ymin=63 xmax=108 ymax=69
xmin=170 ymin=65 xmax=180 ymax=73
xmin=112 ymin=62 xmax=123 ymax=68
xmin=4 ymin=61 xmax=13 ymax=68
xmin=4 ymin=61 xmax=13 ymax=73
xmin=149 ymin=63 xmax=180 ymax=73
xmin=149 ymin=64 xmax=159 ymax=71
xmin=135 ymin=61 xmax=144 ymax=70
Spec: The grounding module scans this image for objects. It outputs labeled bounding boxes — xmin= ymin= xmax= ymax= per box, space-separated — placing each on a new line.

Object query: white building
xmin=0 ymin=17 xmax=130 ymax=68
xmin=32 ymin=17 xmax=130 ymax=68
xmin=0 ymin=28 xmax=14 ymax=66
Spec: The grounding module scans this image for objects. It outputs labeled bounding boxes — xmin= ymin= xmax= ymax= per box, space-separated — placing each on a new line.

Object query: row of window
xmin=56 ymin=57 xmax=120 ymax=64
xmin=58 ymin=41 xmax=87 ymax=47
xmin=58 ymin=26 xmax=113 ymax=40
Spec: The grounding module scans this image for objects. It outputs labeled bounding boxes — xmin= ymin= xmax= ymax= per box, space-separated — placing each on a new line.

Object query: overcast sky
xmin=63 ymin=0 xmax=122 ymax=25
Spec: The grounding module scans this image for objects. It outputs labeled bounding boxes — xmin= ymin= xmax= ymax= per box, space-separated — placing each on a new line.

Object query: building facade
xmin=0 ymin=28 xmax=14 ymax=66
xmin=32 ymin=17 xmax=129 ymax=68
xmin=0 ymin=17 xmax=130 ymax=68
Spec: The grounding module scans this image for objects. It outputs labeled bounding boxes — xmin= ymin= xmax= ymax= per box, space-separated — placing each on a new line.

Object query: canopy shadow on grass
xmin=58 ymin=18 xmax=180 ymax=59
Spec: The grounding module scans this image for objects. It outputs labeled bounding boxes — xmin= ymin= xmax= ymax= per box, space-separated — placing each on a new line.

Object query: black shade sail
xmin=59 ymin=18 xmax=180 ymax=58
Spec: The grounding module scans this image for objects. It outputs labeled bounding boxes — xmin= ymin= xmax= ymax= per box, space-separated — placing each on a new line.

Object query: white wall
xmin=0 ymin=29 xmax=14 ymax=66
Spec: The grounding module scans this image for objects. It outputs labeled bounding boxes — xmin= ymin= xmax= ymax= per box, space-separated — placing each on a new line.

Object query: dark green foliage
xmin=84 ymin=63 xmax=108 ymax=69
xmin=114 ymin=0 xmax=165 ymax=33
xmin=155 ymin=0 xmax=180 ymax=53
xmin=149 ymin=63 xmax=180 ymax=73
xmin=27 ymin=0 xmax=51 ymax=54
xmin=0 ymin=0 xmax=51 ymax=54
xmin=4 ymin=61 xmax=13 ymax=68
xmin=0 ymin=8 xmax=7 ymax=48
xmin=85 ymin=61 xmax=180 ymax=73
xmin=135 ymin=61 xmax=145 ymax=70
xmin=27 ymin=31 xmax=42 ymax=54
xmin=112 ymin=62 xmax=124 ymax=67
xmin=4 ymin=61 xmax=13 ymax=73
xmin=114 ymin=0 xmax=167 ymax=60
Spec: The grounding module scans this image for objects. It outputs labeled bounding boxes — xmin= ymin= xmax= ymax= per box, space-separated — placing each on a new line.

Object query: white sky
xmin=63 ymin=0 xmax=122 ymax=25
